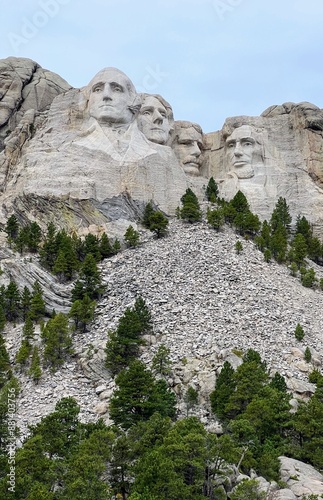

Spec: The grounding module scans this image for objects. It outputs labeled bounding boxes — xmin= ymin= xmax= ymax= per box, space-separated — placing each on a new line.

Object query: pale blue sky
xmin=1 ymin=0 xmax=322 ymax=132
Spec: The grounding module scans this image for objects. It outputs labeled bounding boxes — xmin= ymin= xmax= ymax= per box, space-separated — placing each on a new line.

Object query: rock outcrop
xmin=205 ymin=102 xmax=323 ymax=236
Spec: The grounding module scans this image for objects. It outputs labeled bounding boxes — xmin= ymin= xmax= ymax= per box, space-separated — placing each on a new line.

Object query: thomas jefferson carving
xmin=137 ymin=94 xmax=174 ymax=145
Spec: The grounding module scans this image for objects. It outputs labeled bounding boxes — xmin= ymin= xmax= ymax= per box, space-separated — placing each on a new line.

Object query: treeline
xmin=201 ymin=178 xmax=323 ymax=289
xmin=1 ymin=344 xmax=322 ymax=498
xmin=4 ymin=216 xmax=121 ymax=282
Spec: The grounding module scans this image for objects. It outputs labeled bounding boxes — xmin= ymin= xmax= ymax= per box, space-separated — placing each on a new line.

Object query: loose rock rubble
xmin=2 ymin=218 xmax=323 ymax=497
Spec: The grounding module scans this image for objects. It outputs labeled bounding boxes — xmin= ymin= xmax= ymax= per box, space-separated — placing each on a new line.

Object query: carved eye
xmin=142 ymin=110 xmax=152 ymax=116
xmin=227 ymin=143 xmax=235 ymax=148
xmin=93 ymin=86 xmax=102 ymax=93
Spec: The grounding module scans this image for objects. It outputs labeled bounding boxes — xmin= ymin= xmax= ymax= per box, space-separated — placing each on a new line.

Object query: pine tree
xmin=210 ymin=361 xmax=236 ymax=420
xmin=0 ymin=334 xmax=11 ymax=388
xmin=23 ymin=315 xmax=35 ymax=342
xmin=180 ymin=188 xmax=202 ymax=223
xmin=15 ymin=340 xmax=32 ymax=367
xmin=235 ymin=240 xmax=243 ymax=254
xmin=301 ymin=268 xmax=317 ymax=288
xmin=21 ymin=286 xmax=32 ymax=321
xmin=184 ymin=386 xmax=198 ymax=416
xmin=42 ymin=313 xmax=73 ymax=370
xmin=230 ymin=190 xmax=249 ymax=213
xmin=99 ymin=232 xmax=113 ymax=259
xmin=295 ymin=323 xmax=305 ymax=341
xmin=207 ymin=207 xmax=224 ymax=231
xmin=304 ymin=347 xmax=312 ymax=363
xmin=112 ymin=238 xmax=121 ymax=254
xmin=206 ymin=176 xmax=219 ymax=202
xmin=109 ymin=360 xmax=176 ymax=430
xmin=39 ymin=222 xmax=58 ymax=270
xmin=270 ymin=197 xmax=292 ymax=233
xmin=295 ymin=215 xmax=312 ymax=243
xmin=83 ymin=233 xmax=102 ymax=262
xmin=124 ymin=225 xmax=140 ymax=248
xmin=30 ymin=281 xmax=46 ymax=322
xmin=5 ymin=281 xmax=21 ymax=321
xmin=149 ymin=211 xmax=169 ymax=238
xmin=71 ymin=253 xmax=103 ymax=301
xmin=14 ymin=226 xmax=30 ymax=254
xmin=151 ymin=344 xmax=172 ymax=377
xmin=5 ymin=214 xmax=19 ymax=246
xmin=0 ymin=306 xmax=6 ymax=333
xmin=29 ymin=346 xmax=42 ymax=383
xmin=289 ymin=233 xmax=308 ymax=267
xmin=52 ymin=249 xmax=68 ymax=283
xmin=69 ymin=294 xmax=96 ymax=332
xmin=27 ymin=222 xmax=42 ymax=253
xmin=143 ymin=201 xmax=156 ymax=229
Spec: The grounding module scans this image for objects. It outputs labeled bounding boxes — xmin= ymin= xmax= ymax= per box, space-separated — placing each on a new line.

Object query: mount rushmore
xmin=1 ymin=56 xmax=323 ymax=236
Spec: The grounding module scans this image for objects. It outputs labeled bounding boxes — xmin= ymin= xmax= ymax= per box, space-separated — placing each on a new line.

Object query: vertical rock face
xmin=204 ymin=102 xmax=323 ymax=236
xmin=0 ymin=57 xmax=71 ymax=151
xmin=1 ymin=57 xmax=323 ymax=236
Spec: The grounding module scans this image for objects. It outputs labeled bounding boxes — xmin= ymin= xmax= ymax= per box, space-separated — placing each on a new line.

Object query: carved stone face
xmin=173 ymin=124 xmax=203 ymax=176
xmin=225 ymin=125 xmax=263 ymax=178
xmin=137 ymin=95 xmax=171 ymax=145
xmin=88 ymin=68 xmax=136 ymax=125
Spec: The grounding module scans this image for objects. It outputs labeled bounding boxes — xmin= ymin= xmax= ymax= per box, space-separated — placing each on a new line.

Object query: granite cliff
xmin=1 ymin=57 xmax=322 ymax=238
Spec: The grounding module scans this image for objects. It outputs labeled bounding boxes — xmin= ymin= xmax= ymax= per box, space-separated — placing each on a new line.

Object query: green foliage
xmin=270 ymin=372 xmax=288 ymax=393
xmin=263 ymin=248 xmax=272 ymax=263
xmin=148 ymin=210 xmax=169 ymax=238
xmin=15 ymin=339 xmax=32 ymax=367
xmin=21 ymin=286 xmax=32 ymax=321
xmin=124 ymin=225 xmax=140 ymax=247
xmin=270 ymin=197 xmax=292 ymax=234
xmin=151 ymin=344 xmax=172 ymax=377
xmin=295 ymin=323 xmax=305 ymax=341
xmin=99 ymin=232 xmax=114 ymax=259
xmin=210 ymin=361 xmax=236 ymax=420
xmin=0 ymin=333 xmax=11 ymax=389
xmin=109 ymin=360 xmax=176 ymax=430
xmin=71 ymin=253 xmax=103 ymax=301
xmin=206 ymin=176 xmax=219 ymax=202
xmin=5 ymin=214 xmax=19 ymax=243
xmin=4 ymin=280 xmax=21 ymax=321
xmin=0 ymin=306 xmax=6 ymax=333
xmin=207 ymin=206 xmax=224 ymax=231
xmin=291 ymin=385 xmax=323 ymax=469
xmin=29 ymin=346 xmax=42 ymax=383
xmin=290 ymin=261 xmax=298 ymax=277
xmin=142 ymin=201 xmax=155 ymax=228
xmin=105 ymin=297 xmax=151 ymax=375
xmin=69 ymin=294 xmax=96 ymax=332
xmin=301 ymin=267 xmax=317 ymax=288
xmin=42 ymin=313 xmax=73 ymax=370
xmin=230 ymin=190 xmax=250 ymax=213
xmin=289 ymin=233 xmax=308 ymax=267
xmin=179 ymin=188 xmax=202 ymax=223
xmin=29 ymin=280 xmax=46 ymax=322
xmin=230 ymin=479 xmax=266 ymax=500
xmin=184 ymin=386 xmax=198 ymax=416
xmin=304 ymin=347 xmax=312 ymax=363
xmin=235 ymin=240 xmax=243 ymax=254
xmin=308 ymin=369 xmax=323 ymax=385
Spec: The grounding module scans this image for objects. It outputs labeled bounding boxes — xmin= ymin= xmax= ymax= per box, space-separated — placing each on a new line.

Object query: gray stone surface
xmin=205 ymin=101 xmax=323 ymax=236
xmin=279 ymin=456 xmax=323 ymax=498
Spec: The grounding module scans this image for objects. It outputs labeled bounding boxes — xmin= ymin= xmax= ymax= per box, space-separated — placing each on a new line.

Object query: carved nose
xmin=191 ymin=142 xmax=201 ymax=156
xmin=102 ymin=88 xmax=112 ymax=100
xmin=153 ymin=110 xmax=163 ymax=124
xmin=234 ymin=146 xmax=243 ymax=156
